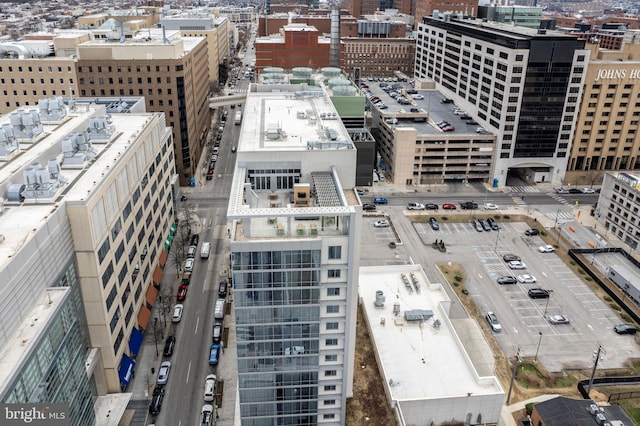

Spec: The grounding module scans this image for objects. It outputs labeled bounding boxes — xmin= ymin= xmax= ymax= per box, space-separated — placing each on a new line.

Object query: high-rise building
xmin=565 ymin=41 xmax=640 ymax=185
xmin=0 ymin=97 xmax=175 ymax=421
xmin=161 ymin=11 xmax=231 ymax=85
xmin=227 ymin=77 xmax=361 ymax=425
xmin=75 ymin=28 xmax=211 ymax=186
xmin=415 ymin=0 xmax=478 ymax=23
xmin=415 ymin=16 xmax=589 ymax=187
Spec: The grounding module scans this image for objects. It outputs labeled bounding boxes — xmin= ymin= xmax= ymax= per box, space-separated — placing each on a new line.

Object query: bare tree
xmin=585 ymin=169 xmax=602 ymax=188
xmin=170 ymin=230 xmax=186 ymax=277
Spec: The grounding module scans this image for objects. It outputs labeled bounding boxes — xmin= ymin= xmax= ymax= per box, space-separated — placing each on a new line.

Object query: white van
xmin=200 ymin=242 xmax=211 ymax=259
xmin=214 ymin=298 xmax=226 ymax=320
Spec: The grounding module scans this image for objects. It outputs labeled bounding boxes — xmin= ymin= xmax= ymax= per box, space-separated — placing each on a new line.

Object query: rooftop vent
xmin=9 ymin=109 xmax=43 ymax=139
xmin=0 ymin=124 xmax=18 ymax=156
xmin=38 ymin=96 xmax=67 ymax=122
xmin=20 ymin=160 xmax=68 ymax=200
xmin=374 ymin=291 xmax=385 ymax=308
xmin=87 ymin=116 xmax=115 ymax=140
xmin=62 ymin=130 xmax=97 ymax=166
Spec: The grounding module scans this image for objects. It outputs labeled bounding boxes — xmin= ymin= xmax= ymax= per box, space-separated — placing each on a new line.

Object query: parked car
xmin=497 ymin=276 xmax=518 ymax=285
xmin=524 ymin=229 xmax=540 ymax=236
xmin=508 ymin=261 xmax=526 ymax=270
xmin=429 ymin=217 xmax=439 ymax=230
xmin=503 ymin=254 xmax=521 ymax=262
xmin=487 ymin=218 xmax=500 ymax=230
xmin=190 ymin=234 xmax=200 ymax=246
xmin=212 ymin=322 xmax=223 ymax=343
xmin=157 ymin=361 xmax=171 ymax=385
xmin=187 ymin=245 xmax=197 ymax=258
xmin=374 ymin=197 xmax=388 ymax=205
xmin=204 ymin=374 xmax=217 ymax=402
xmin=440 ymin=98 xmax=454 ymax=104
xmin=548 ymin=315 xmax=570 ymax=325
xmin=163 ymin=335 xmax=176 ymax=357
xmin=568 ymin=188 xmax=582 ymax=194
xmin=218 ymin=281 xmax=228 ymax=298
xmin=485 ymin=312 xmax=502 ymax=332
xmin=201 ymin=404 xmax=214 ymax=426
xmin=517 ymin=274 xmax=537 ymax=283
xmin=149 ymin=386 xmax=165 ymax=415
xmin=582 ymin=188 xmax=596 ymax=194
xmin=172 ymin=304 xmax=184 ymax=323
xmin=614 ymin=324 xmax=638 ymax=335
xmin=528 ymin=288 xmax=551 ymax=299
xmin=556 ymin=188 xmax=570 ymax=194
xmin=184 ymin=258 xmax=194 ymax=272
xmin=472 ymin=219 xmax=483 ymax=232
xmin=460 ymin=201 xmax=478 ymax=210
xmin=374 ymin=219 xmax=390 ymax=228
xmin=442 ymin=203 xmax=457 ymax=210
xmin=362 ymin=203 xmax=377 ymax=211
xmin=209 ymin=344 xmax=220 ymax=365
xmin=478 ymin=218 xmax=491 ymax=232
xmin=176 ymin=284 xmax=188 ymax=302
xmin=484 ymin=203 xmax=499 ymax=210
xmin=538 ymin=245 xmax=555 ymax=253
xmin=407 ymin=202 xmax=425 ymax=210
xmin=425 ymin=203 xmax=439 ymax=210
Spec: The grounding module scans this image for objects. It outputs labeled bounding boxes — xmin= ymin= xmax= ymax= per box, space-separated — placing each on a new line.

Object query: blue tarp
xmin=129 ymin=328 xmax=144 ymax=356
xmin=118 ymin=354 xmax=135 ymax=386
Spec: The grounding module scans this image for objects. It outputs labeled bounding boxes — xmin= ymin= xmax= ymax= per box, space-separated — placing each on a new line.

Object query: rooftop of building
xmin=78 ymin=27 xmax=204 ymax=54
xmin=0 ymin=287 xmax=69 ymax=397
xmin=227 ymin=81 xmax=359 ymax=230
xmin=0 ymin=97 xmax=163 ymax=272
xmin=359 ymin=264 xmax=504 ymax=401
xmin=423 ymin=14 xmax=584 ymax=40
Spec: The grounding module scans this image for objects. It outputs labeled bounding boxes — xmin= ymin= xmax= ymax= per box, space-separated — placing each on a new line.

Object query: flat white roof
xmin=0 ymin=287 xmax=69 ymax=396
xmin=359 ymin=265 xmax=503 ymax=401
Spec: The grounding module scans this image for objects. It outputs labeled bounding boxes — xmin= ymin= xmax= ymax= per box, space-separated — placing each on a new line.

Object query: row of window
xmin=0 ymin=65 xmax=73 ymax=73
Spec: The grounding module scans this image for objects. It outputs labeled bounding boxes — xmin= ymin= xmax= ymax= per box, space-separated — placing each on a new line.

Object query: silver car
xmin=157 ymin=361 xmax=171 ymax=385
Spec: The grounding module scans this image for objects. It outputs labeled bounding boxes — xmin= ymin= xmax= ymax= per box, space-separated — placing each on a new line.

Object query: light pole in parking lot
xmin=587 ymin=343 xmax=605 ymax=397
xmin=534 ymin=332 xmax=543 ymax=363
xmin=494 ymin=226 xmax=500 ymax=254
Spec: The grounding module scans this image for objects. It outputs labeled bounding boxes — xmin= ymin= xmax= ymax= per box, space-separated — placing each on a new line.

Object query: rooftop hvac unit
xmin=374 ymin=291 xmax=385 ymax=308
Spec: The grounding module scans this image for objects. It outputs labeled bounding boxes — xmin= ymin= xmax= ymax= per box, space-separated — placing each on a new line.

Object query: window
xmin=328 ymin=269 xmax=340 ymax=278
xmin=325 ymin=354 xmax=338 ymax=362
xmin=323 ymin=400 xmax=336 ymax=405
xmin=326 ymin=339 xmax=338 ymax=346
xmin=324 ymin=385 xmax=336 ymax=391
xmin=323 ymin=414 xmax=336 ymax=419
xmin=98 ymin=238 xmax=110 ymax=264
xmin=327 ymin=288 xmax=340 ymax=296
xmin=102 ymin=262 xmax=114 ymax=288
xmin=326 ymin=322 xmax=339 ymax=330
xmin=325 ymin=370 xmax=337 ymax=377
xmin=328 ymin=246 xmax=341 ymax=259
xmin=326 ymin=305 xmax=339 ymax=314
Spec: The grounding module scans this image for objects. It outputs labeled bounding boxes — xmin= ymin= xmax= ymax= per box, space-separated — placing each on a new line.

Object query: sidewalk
xmin=500 ymin=394 xmax=560 ymax=426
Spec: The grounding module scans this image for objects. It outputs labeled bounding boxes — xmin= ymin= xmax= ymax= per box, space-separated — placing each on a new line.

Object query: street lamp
xmin=494 ymin=226 xmax=501 ymax=254
xmin=534 ymin=332 xmax=543 ymax=363
xmin=556 ymin=224 xmax=563 ymax=246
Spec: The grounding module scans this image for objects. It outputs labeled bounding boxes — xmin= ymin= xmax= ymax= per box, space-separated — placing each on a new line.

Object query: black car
xmin=149 ymin=386 xmax=165 ymax=415
xmin=528 ymin=288 xmax=551 ymax=299
xmin=362 ymin=203 xmax=377 ymax=211
xmin=218 ymin=281 xmax=228 ymax=298
xmin=425 ymin=203 xmax=439 ymax=210
xmin=190 ymin=234 xmax=200 ymax=246
xmin=503 ymin=254 xmax=521 ymax=262
xmin=440 ymin=98 xmax=454 ymax=104
xmin=524 ymin=229 xmax=540 ymax=236
xmin=460 ymin=201 xmax=478 ymax=210
xmin=568 ymin=188 xmax=582 ymax=194
xmin=497 ymin=276 xmax=518 ymax=285
xmin=163 ymin=335 xmax=176 ymax=357
xmin=614 ymin=324 xmax=637 ymax=335
xmin=487 ymin=218 xmax=499 ymax=230
xmin=429 ymin=217 xmax=439 ymax=230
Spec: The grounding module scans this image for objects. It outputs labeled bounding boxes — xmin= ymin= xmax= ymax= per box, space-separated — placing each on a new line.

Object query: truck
xmin=214 ymin=298 xmax=226 ymax=320
xmin=200 ymin=242 xmax=211 ymax=259
xmin=235 ymin=111 xmax=242 ymax=125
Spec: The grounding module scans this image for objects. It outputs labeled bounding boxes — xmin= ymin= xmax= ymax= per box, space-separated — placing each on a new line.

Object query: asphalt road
xmin=155 ymin=105 xmax=239 ymax=426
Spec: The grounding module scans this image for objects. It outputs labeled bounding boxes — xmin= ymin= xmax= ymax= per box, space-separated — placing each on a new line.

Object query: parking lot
xmin=360 ymin=210 xmax=640 ymax=372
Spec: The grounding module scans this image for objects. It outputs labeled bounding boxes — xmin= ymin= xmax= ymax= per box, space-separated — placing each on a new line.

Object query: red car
xmin=442 ymin=203 xmax=457 ymax=210
xmin=176 ymin=285 xmax=188 ymax=302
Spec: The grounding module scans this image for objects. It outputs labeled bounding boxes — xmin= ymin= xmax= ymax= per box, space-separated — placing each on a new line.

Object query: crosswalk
xmin=546 ymin=192 xmax=573 ymax=206
xmin=544 ymin=211 xmax=576 ymax=221
xmin=509 ymin=186 xmax=541 ymax=193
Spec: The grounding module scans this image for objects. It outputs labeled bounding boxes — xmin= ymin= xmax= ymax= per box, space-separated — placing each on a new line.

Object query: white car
xmin=411 ymin=94 xmax=424 ymax=100
xmin=538 ymin=245 xmax=555 ymax=253
xmin=517 ymin=274 xmax=537 ymax=283
xmin=548 ymin=315 xmax=570 ymax=325
xmin=485 ymin=312 xmax=502 ymax=332
xmin=157 ymin=361 xmax=171 ymax=385
xmin=508 ymin=261 xmax=526 ymax=270
xmin=201 ymin=404 xmax=213 ymax=426
xmin=374 ymin=219 xmax=390 ymax=228
xmin=184 ymin=258 xmax=194 ymax=272
xmin=204 ymin=374 xmax=217 ymax=402
xmin=172 ymin=304 xmax=184 ymax=323
xmin=582 ymin=188 xmax=595 ymax=194
xmin=484 ymin=203 xmax=499 ymax=210
xmin=407 ymin=202 xmax=425 ymax=210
